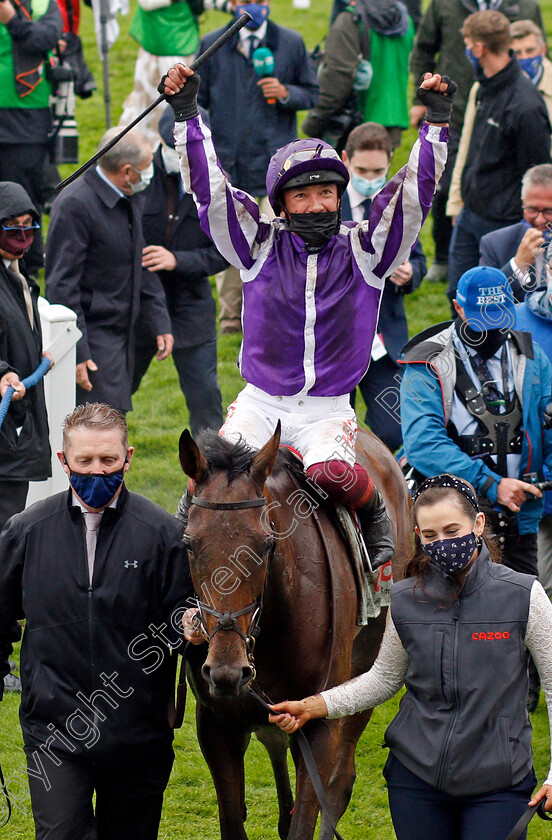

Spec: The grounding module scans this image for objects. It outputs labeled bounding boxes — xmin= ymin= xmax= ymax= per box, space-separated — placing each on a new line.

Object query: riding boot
xmin=355 ymin=487 xmax=394 ymax=572
xmin=175 ymin=488 xmax=192 ymax=528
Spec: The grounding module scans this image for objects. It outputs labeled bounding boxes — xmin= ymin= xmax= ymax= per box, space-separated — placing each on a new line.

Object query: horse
xmin=179 ymin=422 xmax=412 ymax=840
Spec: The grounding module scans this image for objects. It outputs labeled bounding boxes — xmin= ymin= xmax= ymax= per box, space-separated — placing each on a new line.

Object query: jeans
xmin=384 ymin=752 xmax=536 ymax=840
xmin=447 ymin=206 xmax=507 ymax=307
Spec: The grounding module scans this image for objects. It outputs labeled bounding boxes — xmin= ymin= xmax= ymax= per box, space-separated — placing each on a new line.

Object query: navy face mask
xmin=422 ymin=532 xmax=479 ymax=577
xmin=67 ymin=457 xmax=127 ymax=509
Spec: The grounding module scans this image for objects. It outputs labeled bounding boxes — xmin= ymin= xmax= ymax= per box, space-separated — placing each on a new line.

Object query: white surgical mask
xmin=161 ymin=145 xmax=181 ymax=175
xmin=351 ymin=172 xmax=387 ymax=198
xmin=128 ymin=161 xmax=154 ymax=193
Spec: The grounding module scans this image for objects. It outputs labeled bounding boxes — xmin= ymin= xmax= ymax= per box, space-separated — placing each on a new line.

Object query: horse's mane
xmin=196 ymin=429 xmax=256 ymax=483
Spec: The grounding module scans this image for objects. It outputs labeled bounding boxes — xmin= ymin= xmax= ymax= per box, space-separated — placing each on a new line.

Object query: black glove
xmin=416 ymin=75 xmax=457 ymax=124
xmin=157 ymin=71 xmax=200 ymax=122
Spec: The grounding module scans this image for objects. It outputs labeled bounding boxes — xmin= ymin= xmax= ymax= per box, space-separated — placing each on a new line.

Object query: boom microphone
xmin=252 ymin=46 xmax=276 ymax=105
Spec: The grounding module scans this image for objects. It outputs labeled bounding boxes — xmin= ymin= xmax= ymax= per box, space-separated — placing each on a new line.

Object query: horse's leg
xmin=286 ymin=718 xmax=340 ymax=840
xmin=255 ymin=727 xmax=294 ymax=840
xmin=196 ymin=703 xmax=251 ymax=840
xmin=318 ymin=710 xmax=373 ymax=840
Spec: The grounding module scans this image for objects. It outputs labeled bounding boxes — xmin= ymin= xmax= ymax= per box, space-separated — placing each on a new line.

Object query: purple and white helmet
xmin=266 ymin=137 xmax=349 ymax=214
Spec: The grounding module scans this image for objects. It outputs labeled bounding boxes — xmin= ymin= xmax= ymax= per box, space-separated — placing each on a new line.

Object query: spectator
xmin=161 ymin=65 xmax=454 ymax=571
xmin=330 ymin=0 xmax=422 ymax=29
xmin=515 ymin=243 xmax=552 ymax=602
xmin=304 ymin=0 xmax=414 ymax=151
xmin=0 ymin=182 xmax=52 ymax=529
xmin=196 ymin=0 xmax=319 ymax=334
xmin=479 ymin=164 xmax=552 ymax=301
xmin=132 ymin=107 xmax=226 ymax=436
xmin=446 ymin=10 xmax=551 ymax=307
xmin=410 ymin=0 xmax=545 ymax=285
xmin=0 ymin=402 xmax=193 ymax=840
xmin=340 ymin=122 xmax=426 ymax=452
xmin=119 ymin=0 xmax=200 ymax=146
xmin=512 ymin=20 xmax=552 ymax=126
xmin=268 ymin=474 xmax=552 ymax=839
xmin=0 ymin=0 xmax=62 ymax=274
xmin=45 ymin=128 xmax=173 ymax=413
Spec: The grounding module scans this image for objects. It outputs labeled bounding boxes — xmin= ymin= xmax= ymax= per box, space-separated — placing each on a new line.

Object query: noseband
xmin=188 ymin=493 xmax=274 ymax=664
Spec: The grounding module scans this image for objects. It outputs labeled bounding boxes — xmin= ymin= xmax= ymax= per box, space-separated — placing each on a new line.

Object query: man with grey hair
xmin=479 ymin=163 xmax=552 ymax=300
xmin=45 ymin=128 xmax=173 ymax=412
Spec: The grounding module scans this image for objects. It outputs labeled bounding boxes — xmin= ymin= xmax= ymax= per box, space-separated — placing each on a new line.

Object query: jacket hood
xmin=0 ymin=182 xmax=38 ymax=223
xmin=355 ymin=0 xmax=410 ymax=36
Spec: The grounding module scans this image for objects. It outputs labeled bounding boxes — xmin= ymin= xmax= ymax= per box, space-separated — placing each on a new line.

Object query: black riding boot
xmin=175 ymin=488 xmax=192 ymax=528
xmin=355 ymin=487 xmax=394 ymax=571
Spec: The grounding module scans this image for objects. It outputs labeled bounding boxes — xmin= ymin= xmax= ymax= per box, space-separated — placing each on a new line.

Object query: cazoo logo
xmin=471 ymin=631 xmax=510 ymax=640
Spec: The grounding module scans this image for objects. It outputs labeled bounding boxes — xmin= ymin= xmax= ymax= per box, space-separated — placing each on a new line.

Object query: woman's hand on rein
xmin=529 ymin=783 xmax=552 ymax=812
xmin=182 ymin=607 xmax=205 ymax=645
xmin=268 ymin=695 xmax=328 ymax=732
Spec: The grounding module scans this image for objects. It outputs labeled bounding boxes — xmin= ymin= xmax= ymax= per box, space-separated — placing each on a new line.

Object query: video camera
xmin=47 ymin=57 xmax=79 ymax=165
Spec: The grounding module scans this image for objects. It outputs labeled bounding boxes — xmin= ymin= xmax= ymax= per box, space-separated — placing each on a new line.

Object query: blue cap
xmin=455 ymin=266 xmax=516 ymax=333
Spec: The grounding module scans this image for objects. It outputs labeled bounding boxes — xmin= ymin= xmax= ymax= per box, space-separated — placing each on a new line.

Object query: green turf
xmin=4 ymin=1 xmax=552 ymax=836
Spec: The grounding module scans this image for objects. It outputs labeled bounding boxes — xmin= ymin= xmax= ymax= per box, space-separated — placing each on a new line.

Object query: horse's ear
xmin=250 ymin=421 xmax=281 ymax=487
xmin=179 ymin=429 xmax=209 ymax=482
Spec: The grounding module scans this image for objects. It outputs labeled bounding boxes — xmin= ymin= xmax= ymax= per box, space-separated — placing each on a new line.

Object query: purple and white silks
xmin=174 ymin=118 xmax=448 ymax=398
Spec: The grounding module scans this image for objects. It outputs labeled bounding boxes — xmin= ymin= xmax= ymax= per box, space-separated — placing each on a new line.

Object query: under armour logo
xmin=124 ymin=560 xmax=138 ymax=568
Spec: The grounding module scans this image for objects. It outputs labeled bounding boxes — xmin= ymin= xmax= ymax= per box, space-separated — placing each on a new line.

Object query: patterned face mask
xmin=422 ymin=532 xmax=479 ymax=576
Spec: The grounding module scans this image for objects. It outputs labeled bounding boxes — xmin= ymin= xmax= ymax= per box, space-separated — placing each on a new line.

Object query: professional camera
xmin=47 ymin=58 xmax=79 ymax=165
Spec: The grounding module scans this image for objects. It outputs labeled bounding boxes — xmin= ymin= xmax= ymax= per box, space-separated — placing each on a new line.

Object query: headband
xmin=413 ymin=474 xmax=480 ymax=512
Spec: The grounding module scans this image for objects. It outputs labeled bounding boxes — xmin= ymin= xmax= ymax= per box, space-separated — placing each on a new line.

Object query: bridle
xmin=186 ymin=493 xmax=275 ymax=667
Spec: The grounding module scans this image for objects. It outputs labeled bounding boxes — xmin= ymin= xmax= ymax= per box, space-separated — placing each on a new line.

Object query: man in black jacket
xmin=0 ymin=402 xmax=193 ymax=840
xmin=446 ymin=9 xmax=551 ymax=305
xmin=133 ymin=108 xmax=227 ymax=436
xmin=0 ymin=181 xmax=52 ymax=529
xmin=45 ymin=128 xmax=174 ymax=413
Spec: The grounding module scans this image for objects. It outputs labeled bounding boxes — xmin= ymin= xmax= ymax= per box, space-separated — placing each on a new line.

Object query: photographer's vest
xmin=386 ymin=550 xmax=534 ymax=796
xmin=0 ymin=0 xmax=52 ymax=109
xmin=129 ymin=0 xmax=198 ymax=58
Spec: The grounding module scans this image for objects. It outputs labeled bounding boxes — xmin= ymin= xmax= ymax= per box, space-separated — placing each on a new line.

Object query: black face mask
xmin=456 ymin=318 xmax=508 ymax=359
xmin=288 ymin=211 xmax=339 ymax=252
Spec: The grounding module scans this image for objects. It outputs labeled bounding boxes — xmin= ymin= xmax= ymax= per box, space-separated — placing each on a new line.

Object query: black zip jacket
xmin=461 ymin=56 xmax=551 ymax=223
xmin=0 ymin=485 xmax=193 ymax=758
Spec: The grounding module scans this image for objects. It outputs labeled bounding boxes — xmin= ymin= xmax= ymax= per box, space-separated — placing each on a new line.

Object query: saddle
xmin=275 ymin=446 xmax=392 ymax=625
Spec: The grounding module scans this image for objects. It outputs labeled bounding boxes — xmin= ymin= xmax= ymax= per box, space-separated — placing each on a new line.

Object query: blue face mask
xmin=236 ymin=3 xmax=269 ymax=30
xmin=68 ymin=460 xmax=127 ymax=509
xmin=465 ymin=46 xmax=481 ymax=74
xmin=518 ymin=54 xmax=543 ymax=82
xmin=351 ymin=172 xmax=387 ymax=198
xmin=422 ymin=532 xmax=478 ymax=577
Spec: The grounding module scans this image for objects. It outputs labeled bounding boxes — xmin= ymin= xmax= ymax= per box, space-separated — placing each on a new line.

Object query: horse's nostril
xmin=242 ymin=665 xmax=254 ymax=684
xmin=202 ymin=663 xmax=211 ymax=683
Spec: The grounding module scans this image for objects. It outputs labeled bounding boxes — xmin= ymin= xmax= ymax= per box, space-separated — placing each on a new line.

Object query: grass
xmin=4 ymin=0 xmax=552 ymax=836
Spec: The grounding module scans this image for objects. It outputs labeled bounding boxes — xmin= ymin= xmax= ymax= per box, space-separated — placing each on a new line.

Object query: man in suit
xmin=45 ymin=128 xmax=173 ymax=413
xmin=132 ymin=108 xmax=227 ymax=436
xmin=340 ymin=122 xmax=426 ymax=451
xmin=479 ymin=163 xmax=552 ymax=300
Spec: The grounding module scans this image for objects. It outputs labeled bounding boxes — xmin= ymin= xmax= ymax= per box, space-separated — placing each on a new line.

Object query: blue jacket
xmin=196 ymin=19 xmax=319 ymax=196
xmin=399 ymin=322 xmax=552 ymax=533
xmin=515 ymin=290 xmax=552 ymax=360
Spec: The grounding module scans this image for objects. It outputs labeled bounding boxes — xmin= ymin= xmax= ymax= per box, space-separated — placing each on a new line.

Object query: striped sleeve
xmin=360 ymin=123 xmax=449 ymax=282
xmin=174 ymin=116 xmax=271 ymax=271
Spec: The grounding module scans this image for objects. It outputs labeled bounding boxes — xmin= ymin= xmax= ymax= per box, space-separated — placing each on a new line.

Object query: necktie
xmin=361 ymin=198 xmax=371 ymax=220
xmin=83 ymin=511 xmax=102 ymax=584
xmin=248 ymin=35 xmax=257 ymax=59
xmin=10 ymin=260 xmax=34 ymax=329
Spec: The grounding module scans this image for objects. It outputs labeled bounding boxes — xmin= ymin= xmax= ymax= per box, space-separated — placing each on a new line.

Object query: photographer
xmin=0 ymin=0 xmax=62 ymax=275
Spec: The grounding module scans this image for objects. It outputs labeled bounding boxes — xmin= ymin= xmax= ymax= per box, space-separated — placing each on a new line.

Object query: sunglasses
xmin=1 ymin=222 xmax=40 ymax=239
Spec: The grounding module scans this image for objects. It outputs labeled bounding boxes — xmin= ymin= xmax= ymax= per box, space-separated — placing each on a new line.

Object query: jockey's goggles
xmin=278 ymin=145 xmax=340 ymax=175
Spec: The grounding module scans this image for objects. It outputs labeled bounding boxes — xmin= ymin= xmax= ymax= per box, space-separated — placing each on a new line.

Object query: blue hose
xmin=0 ymin=356 xmax=52 ymax=430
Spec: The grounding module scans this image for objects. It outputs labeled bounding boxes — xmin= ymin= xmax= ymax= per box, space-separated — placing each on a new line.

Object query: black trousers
xmin=355 ymin=355 xmax=403 ymax=452
xmin=430 ymin=132 xmax=459 ymax=266
xmin=0 ymin=143 xmax=47 ymax=274
xmin=132 ymin=339 xmax=223 ymax=438
xmin=0 ymin=479 xmax=29 ymax=531
xmin=26 ymin=741 xmax=174 ymax=840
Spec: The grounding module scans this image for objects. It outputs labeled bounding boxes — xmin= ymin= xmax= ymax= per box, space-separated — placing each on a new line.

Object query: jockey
xmin=160 ymin=65 xmax=456 ymax=571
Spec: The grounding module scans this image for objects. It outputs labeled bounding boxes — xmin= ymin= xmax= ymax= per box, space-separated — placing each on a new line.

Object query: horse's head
xmin=179 ymin=423 xmax=281 ymax=698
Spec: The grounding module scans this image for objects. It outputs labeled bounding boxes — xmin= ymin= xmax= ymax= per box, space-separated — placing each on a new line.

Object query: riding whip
xmin=56 ymin=11 xmax=253 ymax=190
